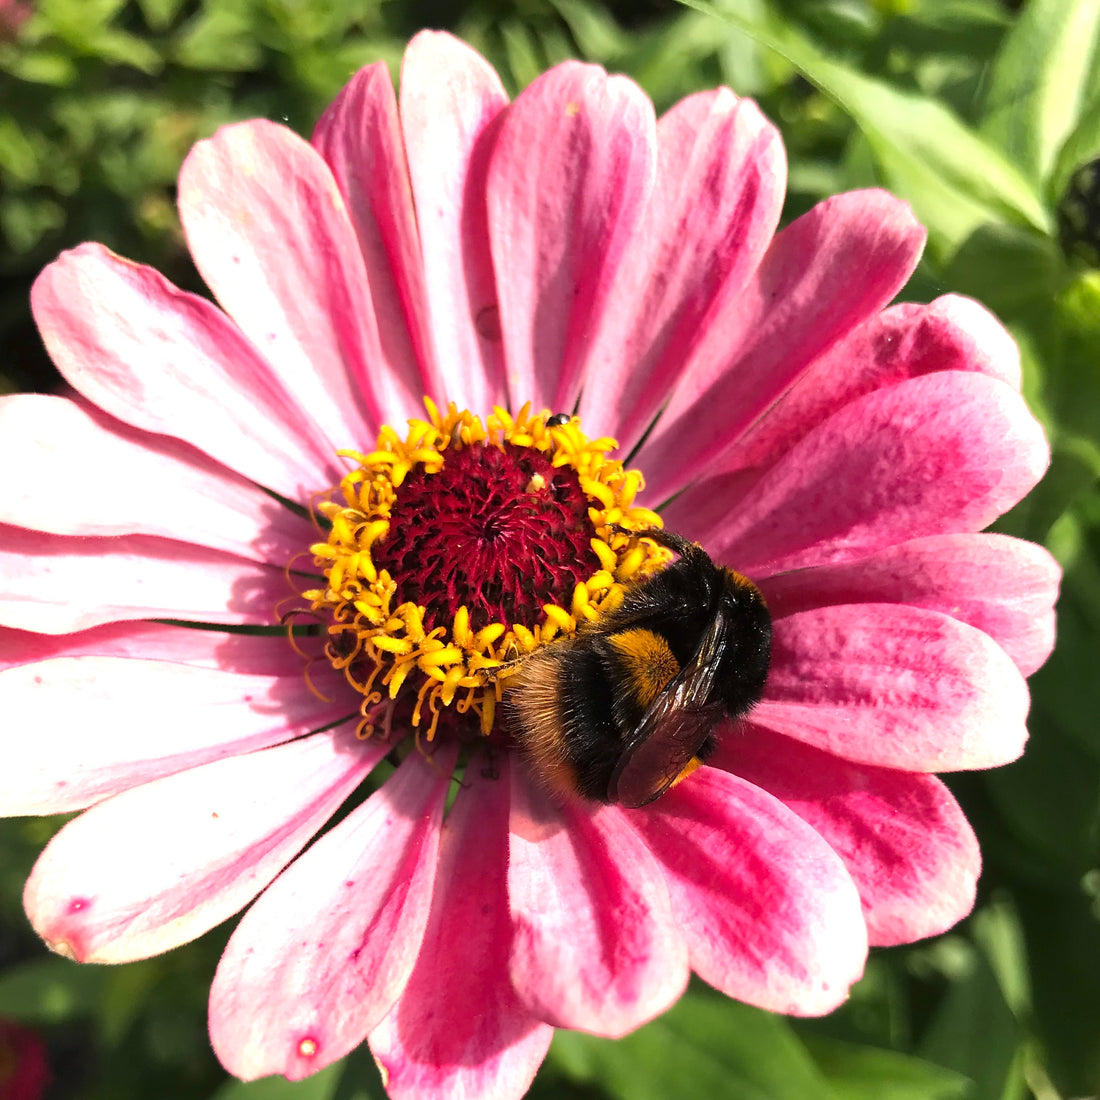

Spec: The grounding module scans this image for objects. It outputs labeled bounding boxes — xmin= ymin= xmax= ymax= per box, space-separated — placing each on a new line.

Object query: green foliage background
xmin=1 ymin=0 xmax=1099 ymax=1097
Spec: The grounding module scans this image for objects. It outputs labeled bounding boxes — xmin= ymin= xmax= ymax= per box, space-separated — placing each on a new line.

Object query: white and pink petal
xmin=721 ymin=294 xmax=1024 ymax=477
xmin=756 ymin=603 xmax=1030 ymax=772
xmin=637 ymin=190 xmax=926 ymax=504
xmin=0 ymin=526 xmax=295 ymax=635
xmin=667 ymin=372 xmax=1050 ymax=575
xmin=0 ymin=654 xmax=351 ymax=814
xmin=30 ymin=244 xmax=341 ymax=499
xmin=210 ymin=748 xmax=454 ymax=1081
xmin=627 ymin=767 xmax=867 ymax=1016
xmin=399 ymin=30 xmax=510 ymax=412
xmin=178 ymin=120 xmax=383 ymax=450
xmin=488 ymin=60 xmax=657 ymax=413
xmin=23 ymin=724 xmax=384 ymax=964
xmin=370 ymin=754 xmax=554 ymax=1100
xmin=313 ymin=62 xmax=437 ymax=424
xmin=0 ymin=620 xmax=322 ymax=675
xmin=711 ymin=727 xmax=980 ymax=945
xmin=507 ymin=770 xmax=688 ymax=1037
xmin=760 ymin=533 xmax=1060 ymax=676
xmin=0 ymin=395 xmax=313 ymax=563
xmin=577 ymin=89 xmax=785 ymax=449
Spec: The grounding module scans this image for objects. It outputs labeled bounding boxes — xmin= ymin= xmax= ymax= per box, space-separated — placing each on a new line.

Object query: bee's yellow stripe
xmin=607 ymin=628 xmax=679 ymax=711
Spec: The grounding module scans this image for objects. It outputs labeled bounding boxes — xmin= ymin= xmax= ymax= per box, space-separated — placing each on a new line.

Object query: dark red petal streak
xmin=313 ymin=62 xmax=437 ymax=422
xmin=760 ymin=533 xmax=1060 ymax=676
xmin=638 ymin=190 xmax=925 ymax=504
xmin=370 ymin=754 xmax=554 ymax=1100
xmin=400 ymin=30 xmax=510 ymax=412
xmin=507 ymin=770 xmax=688 ymax=1037
xmin=488 ymin=61 xmax=656 ymax=413
xmin=672 ymin=372 xmax=1050 ymax=575
xmin=626 ymin=767 xmax=867 ymax=1015
xmin=756 ymin=603 xmax=1029 ymax=771
xmin=710 ymin=727 xmax=980 ymax=946
xmin=576 ymin=89 xmax=784 ymax=449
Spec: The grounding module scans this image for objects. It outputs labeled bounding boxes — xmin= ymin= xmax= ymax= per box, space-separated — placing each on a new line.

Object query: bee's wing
xmin=608 ymin=612 xmax=729 ymax=808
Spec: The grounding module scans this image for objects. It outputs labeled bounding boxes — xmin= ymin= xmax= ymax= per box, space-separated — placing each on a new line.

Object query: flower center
xmin=300 ymin=401 xmax=670 ymax=744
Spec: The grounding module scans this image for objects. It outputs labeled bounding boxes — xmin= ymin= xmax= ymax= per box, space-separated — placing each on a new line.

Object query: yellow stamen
xmin=299 ymin=400 xmax=672 ymax=738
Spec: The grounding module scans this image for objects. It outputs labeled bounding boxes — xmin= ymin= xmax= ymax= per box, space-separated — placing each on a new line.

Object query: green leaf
xmin=211 ymin=1058 xmax=343 ymax=1100
xmin=942 ymin=224 xmax=1066 ymax=318
xmin=333 ymin=1044 xmax=388 ymax=1100
xmin=917 ymin=940 xmax=1024 ymax=1100
xmin=173 ymin=6 xmax=264 ymax=72
xmin=1022 ymin=273 xmax=1100 ymax=467
xmin=1016 ymin=888 xmax=1100 ymax=1095
xmin=678 ymin=0 xmax=1051 ymax=261
xmin=980 ymin=0 xmax=1100 ymax=187
xmin=0 ymin=48 xmax=77 ymax=85
xmin=548 ymin=988 xmax=837 ymax=1100
xmin=0 ymin=192 xmax=65 ymax=254
xmin=1049 ymin=85 xmax=1100 ymax=207
xmin=983 ymin=704 xmax=1100 ymax=882
xmin=971 ymin=897 xmax=1033 ymax=1021
xmin=548 ymin=0 xmax=627 ymax=61
xmin=136 ymin=0 xmax=189 ymax=31
xmin=88 ymin=28 xmax=164 ymax=73
xmin=499 ymin=18 xmax=545 ymax=92
xmin=0 ymin=956 xmax=110 ymax=1023
xmin=803 ymin=1036 xmax=975 ymax=1100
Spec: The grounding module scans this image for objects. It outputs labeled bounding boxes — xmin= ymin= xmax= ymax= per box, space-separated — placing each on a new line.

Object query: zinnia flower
xmin=2 ymin=29 xmax=1057 ymax=1099
xmin=0 ymin=0 xmax=31 ymax=41
xmin=0 ymin=1019 xmax=51 ymax=1100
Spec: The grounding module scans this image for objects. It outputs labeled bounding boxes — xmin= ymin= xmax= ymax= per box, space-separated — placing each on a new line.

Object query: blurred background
xmin=1 ymin=0 xmax=1099 ymax=1097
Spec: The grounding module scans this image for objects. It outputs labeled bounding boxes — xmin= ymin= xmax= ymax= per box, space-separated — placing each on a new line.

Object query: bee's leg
xmin=477 ymin=652 xmax=528 ymax=686
xmin=607 ymin=523 xmax=699 ymax=561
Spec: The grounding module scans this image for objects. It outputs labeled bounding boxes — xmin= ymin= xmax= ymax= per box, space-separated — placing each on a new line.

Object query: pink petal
xmin=0 ymin=395 xmax=313 ymax=562
xmin=760 ymin=533 xmax=1060 ymax=676
xmin=669 ymin=372 xmax=1050 ymax=575
xmin=637 ymin=190 xmax=926 ymax=504
xmin=0 ymin=525 xmax=294 ymax=634
xmin=313 ymin=62 xmax=437 ymax=424
xmin=627 ymin=767 xmax=867 ymax=1015
xmin=371 ymin=753 xmax=554 ymax=1100
xmin=0 ymin=620 xmax=318 ymax=675
xmin=711 ymin=726 xmax=980 ymax=946
xmin=577 ymin=89 xmax=785 ymax=449
xmin=716 ymin=294 xmax=1024 ymax=480
xmin=487 ymin=60 xmax=656 ymax=413
xmin=210 ymin=748 xmax=454 ymax=1081
xmin=507 ymin=770 xmax=688 ymax=1038
xmin=23 ymin=724 xmax=383 ymax=964
xmin=0 ymin=655 xmax=351 ymax=814
xmin=177 ymin=120 xmax=382 ymax=450
xmin=399 ymin=30 xmax=510 ymax=412
xmin=755 ymin=603 xmax=1030 ymax=771
xmin=30 ymin=243 xmax=340 ymax=499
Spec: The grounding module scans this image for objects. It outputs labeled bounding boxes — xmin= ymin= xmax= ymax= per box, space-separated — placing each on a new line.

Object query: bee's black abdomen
xmin=554 ymin=639 xmax=626 ymax=801
xmin=505 ymin=527 xmax=772 ymax=805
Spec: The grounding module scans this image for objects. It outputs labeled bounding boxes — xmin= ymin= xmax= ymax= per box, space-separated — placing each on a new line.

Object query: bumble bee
xmin=503 ymin=529 xmax=771 ymax=807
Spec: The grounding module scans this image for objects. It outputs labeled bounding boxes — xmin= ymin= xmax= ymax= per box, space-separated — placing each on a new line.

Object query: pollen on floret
xmin=295 ymin=400 xmax=671 ymax=746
